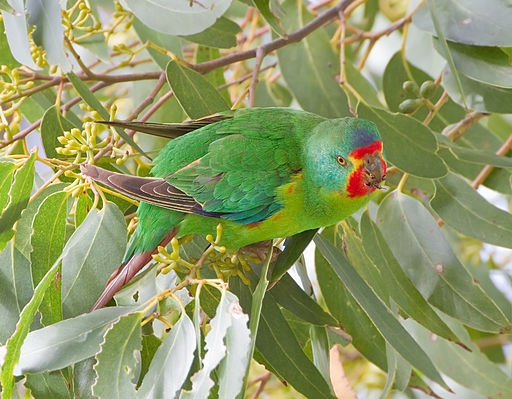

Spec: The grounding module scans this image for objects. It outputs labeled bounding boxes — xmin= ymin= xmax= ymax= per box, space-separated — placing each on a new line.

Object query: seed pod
xmin=402 ymin=80 xmax=420 ymax=96
xmin=399 ymin=98 xmax=422 ymax=113
xmin=420 ymin=80 xmax=437 ymax=99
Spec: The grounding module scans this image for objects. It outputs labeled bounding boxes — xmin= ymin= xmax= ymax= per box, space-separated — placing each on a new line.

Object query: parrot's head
xmin=305 ymin=118 xmax=386 ymax=198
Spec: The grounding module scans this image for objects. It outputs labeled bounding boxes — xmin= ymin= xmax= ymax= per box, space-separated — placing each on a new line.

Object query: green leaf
xmin=315 ymin=230 xmax=387 ymax=370
xmin=137 ymin=312 xmax=196 ymax=399
xmin=184 ymin=17 xmax=241 ymax=49
xmin=31 ymin=191 xmax=68 ymax=326
xmin=27 ymin=0 xmax=71 ymax=72
xmin=252 ymin=0 xmax=284 ymax=35
xmin=358 ymin=106 xmax=448 ymax=178
xmin=406 ymin=319 xmax=512 ymax=398
xmin=254 ymin=80 xmax=293 ymax=108
xmin=376 ymin=191 xmax=511 ymax=332
xmin=61 ymin=203 xmax=126 ymax=317
xmin=442 ymin=66 xmax=512 ymax=113
xmin=93 ymin=313 xmax=143 ymax=399
xmin=0 ymin=0 xmax=14 ymax=13
xmin=276 ymin=0 xmax=349 ymax=118
xmin=431 ymin=173 xmax=512 ymax=248
xmin=0 ymin=152 xmax=36 ymax=251
xmin=270 ymin=273 xmax=338 ymax=327
xmin=0 ymin=242 xmax=34 ymax=344
xmin=271 ymin=228 xmax=317 ymax=282
xmin=66 ymin=71 xmax=147 ymax=155
xmin=41 ymin=106 xmax=79 ymax=158
xmin=0 ymin=162 xmax=15 ymax=213
xmin=132 ymin=17 xmax=180 ymax=69
xmin=358 ymin=212 xmax=461 ymax=343
xmin=166 ymin=60 xmax=231 ymax=119
xmin=314 ymin=234 xmax=447 ymax=389
xmin=2 ymin=2 xmax=39 ymax=69
xmin=1 ymin=306 xmax=137 ymax=375
xmin=0 ymin=20 xmax=17 ymax=70
xmin=181 ymin=289 xmax=250 ymax=398
xmin=436 ymin=41 xmax=512 ymax=89
xmin=25 ymin=371 xmax=72 ymax=399
xmin=0 ymin=249 xmax=62 ymax=398
xmin=413 ymin=0 xmax=512 ymax=46
xmin=122 ymin=0 xmax=232 ymax=36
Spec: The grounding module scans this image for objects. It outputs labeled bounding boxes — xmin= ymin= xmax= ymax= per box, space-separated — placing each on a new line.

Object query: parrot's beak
xmin=362 ymin=153 xmax=386 ymax=190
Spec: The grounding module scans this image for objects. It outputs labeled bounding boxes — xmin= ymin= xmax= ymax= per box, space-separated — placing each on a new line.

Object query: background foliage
xmin=0 ymin=0 xmax=511 ymax=398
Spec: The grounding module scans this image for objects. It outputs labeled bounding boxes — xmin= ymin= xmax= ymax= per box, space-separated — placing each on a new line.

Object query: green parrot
xmin=81 ymin=107 xmax=386 ymax=309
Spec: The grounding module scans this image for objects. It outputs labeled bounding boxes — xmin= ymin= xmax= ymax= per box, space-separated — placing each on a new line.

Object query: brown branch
xmin=193 ymin=0 xmax=357 ymax=75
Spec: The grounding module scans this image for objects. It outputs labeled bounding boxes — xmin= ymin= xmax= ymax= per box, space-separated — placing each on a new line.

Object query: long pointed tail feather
xmin=91 ymin=229 xmax=177 ymax=310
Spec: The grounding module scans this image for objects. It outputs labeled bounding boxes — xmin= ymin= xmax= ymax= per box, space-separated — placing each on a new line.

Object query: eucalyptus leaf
xmin=120 ymin=0 xmax=231 ymax=36
xmin=431 ymin=173 xmax=512 ymax=248
xmin=166 ymin=60 xmax=231 ymax=119
xmin=413 ymin=0 xmax=512 ymax=46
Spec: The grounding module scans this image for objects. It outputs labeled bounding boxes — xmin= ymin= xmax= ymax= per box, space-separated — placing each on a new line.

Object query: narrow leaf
xmin=0 ymin=162 xmax=15 ymax=213
xmin=138 ymin=312 xmax=196 ymax=399
xmin=93 ymin=313 xmax=143 ymax=399
xmin=432 ymin=173 xmax=512 ymax=248
xmin=314 ymin=234 xmax=447 ymax=388
xmin=61 ymin=203 xmax=126 ymax=317
xmin=359 ymin=211 xmax=461 ymax=342
xmin=377 ymin=191 xmax=511 ymax=332
xmin=41 ymin=106 xmax=78 ymax=158
xmin=276 ymin=0 xmax=349 ymax=118
xmin=0 ymin=152 xmax=36 ymax=251
xmin=166 ymin=60 xmax=230 ymax=119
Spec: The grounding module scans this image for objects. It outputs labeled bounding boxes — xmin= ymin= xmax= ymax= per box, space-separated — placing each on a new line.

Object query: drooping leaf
xmin=0 ymin=152 xmax=36 ymax=251
xmin=431 ymin=173 xmax=512 ymax=248
xmin=61 ymin=203 xmax=126 ymax=317
xmin=314 ymin=234 xmax=447 ymax=389
xmin=413 ymin=0 xmax=512 ymax=46
xmin=358 ymin=212 xmax=461 ymax=343
xmin=376 ymin=191 xmax=511 ymax=333
xmin=406 ymin=319 xmax=512 ymax=398
xmin=137 ymin=312 xmax=196 ymax=399
xmin=1 ymin=0 xmax=39 ymax=69
xmin=27 ymin=0 xmax=71 ymax=72
xmin=93 ymin=313 xmax=143 ymax=399
xmin=25 ymin=371 xmax=72 ymax=399
xmin=276 ymin=0 xmax=349 ymax=118
xmin=166 ymin=60 xmax=231 ymax=119
xmin=121 ymin=0 xmax=232 ymax=36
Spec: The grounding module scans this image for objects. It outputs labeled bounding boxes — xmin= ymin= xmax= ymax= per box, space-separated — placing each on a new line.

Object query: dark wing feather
xmin=80 ymin=164 xmax=220 ymax=217
xmin=97 ymin=114 xmax=231 ymax=139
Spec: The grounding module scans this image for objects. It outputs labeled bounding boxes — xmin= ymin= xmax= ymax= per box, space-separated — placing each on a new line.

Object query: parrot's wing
xmin=166 ymin=130 xmax=302 ymax=224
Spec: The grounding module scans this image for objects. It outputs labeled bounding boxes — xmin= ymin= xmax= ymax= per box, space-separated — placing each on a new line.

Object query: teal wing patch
xmin=167 ymin=132 xmax=300 ymax=224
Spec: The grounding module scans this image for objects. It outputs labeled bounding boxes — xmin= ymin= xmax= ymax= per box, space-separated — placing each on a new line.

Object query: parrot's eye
xmin=336 ymin=155 xmax=347 ymax=166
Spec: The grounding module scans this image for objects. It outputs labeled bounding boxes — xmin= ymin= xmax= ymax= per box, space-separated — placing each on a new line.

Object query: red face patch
xmin=346 ymin=141 xmax=385 ymax=198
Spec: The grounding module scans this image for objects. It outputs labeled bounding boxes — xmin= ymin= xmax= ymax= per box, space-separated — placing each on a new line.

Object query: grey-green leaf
xmin=121 ymin=0 xmax=231 ymax=36
xmin=413 ymin=0 xmax=512 ymax=46
xmin=138 ymin=312 xmax=196 ymax=399
xmin=376 ymin=191 xmax=511 ymax=333
xmin=61 ymin=203 xmax=126 ymax=317
xmin=431 ymin=173 xmax=512 ymax=248
xmin=166 ymin=60 xmax=231 ymax=119
xmin=314 ymin=234 xmax=447 ymax=389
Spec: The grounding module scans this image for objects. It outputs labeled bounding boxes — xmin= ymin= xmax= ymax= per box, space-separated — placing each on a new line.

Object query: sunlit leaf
xmin=121 ymin=0 xmax=232 ymax=36
xmin=431 ymin=173 xmax=512 ymax=248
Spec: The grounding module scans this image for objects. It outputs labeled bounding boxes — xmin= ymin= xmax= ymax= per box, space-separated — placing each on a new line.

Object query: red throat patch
xmin=346 ymin=141 xmax=385 ymax=198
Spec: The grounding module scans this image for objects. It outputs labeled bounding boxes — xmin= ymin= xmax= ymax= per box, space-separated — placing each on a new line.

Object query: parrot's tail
xmin=90 ymin=229 xmax=177 ymax=311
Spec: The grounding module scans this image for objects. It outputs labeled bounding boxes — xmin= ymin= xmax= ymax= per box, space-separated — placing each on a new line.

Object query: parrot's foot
xmin=239 ymin=241 xmax=282 ymax=263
